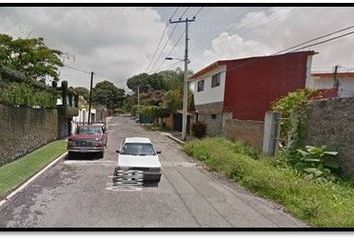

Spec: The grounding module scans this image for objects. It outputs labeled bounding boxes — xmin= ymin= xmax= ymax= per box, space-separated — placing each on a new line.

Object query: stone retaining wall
xmin=0 ymin=104 xmax=58 ymax=166
xmin=303 ymin=97 xmax=354 ymax=174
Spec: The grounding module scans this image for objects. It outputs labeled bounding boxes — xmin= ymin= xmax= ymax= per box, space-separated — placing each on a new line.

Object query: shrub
xmin=271 ymin=89 xmax=314 ymax=144
xmin=0 ymin=82 xmax=56 ymax=108
xmin=114 ymin=108 xmax=125 ymax=115
xmin=296 ymin=145 xmax=339 ymax=182
xmin=191 ymin=121 xmax=207 ymax=138
xmin=130 ymin=105 xmax=139 ymax=116
xmin=138 ymin=105 xmax=169 ymax=123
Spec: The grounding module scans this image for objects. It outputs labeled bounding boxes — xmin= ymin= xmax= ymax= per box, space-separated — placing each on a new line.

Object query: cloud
xmin=204 ymin=32 xmax=271 ymax=59
xmin=1 ymin=7 xmax=354 ymax=89
xmin=0 ymin=7 xmax=172 ymax=90
xmin=193 ymin=7 xmax=354 ymax=73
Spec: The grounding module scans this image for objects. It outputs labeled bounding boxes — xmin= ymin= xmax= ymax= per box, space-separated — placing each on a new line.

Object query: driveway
xmin=0 ymin=116 xmax=306 ymax=228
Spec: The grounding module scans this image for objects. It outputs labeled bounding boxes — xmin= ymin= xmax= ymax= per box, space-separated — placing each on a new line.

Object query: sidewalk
xmin=169 ymin=131 xmax=196 ymax=142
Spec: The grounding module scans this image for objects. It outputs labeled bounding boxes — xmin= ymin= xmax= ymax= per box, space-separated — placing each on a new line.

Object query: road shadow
xmin=65 ymin=152 xmax=103 ymax=161
xmin=143 ymin=181 xmax=159 ymax=188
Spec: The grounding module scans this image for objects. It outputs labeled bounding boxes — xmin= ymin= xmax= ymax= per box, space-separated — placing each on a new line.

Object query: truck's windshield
xmin=77 ymin=126 xmax=103 ymax=135
xmin=120 ymin=143 xmax=156 ymax=156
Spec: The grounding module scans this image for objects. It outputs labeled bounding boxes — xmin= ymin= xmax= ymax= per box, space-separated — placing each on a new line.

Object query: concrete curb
xmin=0 ymin=151 xmax=68 ymax=207
xmin=161 ymin=132 xmax=185 ymax=145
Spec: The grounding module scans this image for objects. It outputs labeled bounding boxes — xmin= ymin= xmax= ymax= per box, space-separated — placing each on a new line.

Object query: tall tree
xmin=126 ymin=72 xmax=168 ymax=93
xmin=126 ymin=73 xmax=150 ymax=93
xmin=74 ymin=87 xmax=90 ymax=101
xmin=0 ymin=33 xmax=63 ymax=81
xmin=92 ymin=81 xmax=125 ymax=109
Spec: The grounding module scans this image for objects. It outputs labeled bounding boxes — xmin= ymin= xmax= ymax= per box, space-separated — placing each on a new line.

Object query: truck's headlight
xmin=93 ymin=140 xmax=103 ymax=147
xmin=68 ymin=141 xmax=76 ymax=147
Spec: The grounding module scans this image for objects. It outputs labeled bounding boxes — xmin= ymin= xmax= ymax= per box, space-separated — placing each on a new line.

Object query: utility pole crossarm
xmin=169 ymin=17 xmax=196 ymax=24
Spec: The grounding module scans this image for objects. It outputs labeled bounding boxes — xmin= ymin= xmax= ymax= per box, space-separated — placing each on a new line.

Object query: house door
xmin=173 ymin=113 xmax=191 ymax=134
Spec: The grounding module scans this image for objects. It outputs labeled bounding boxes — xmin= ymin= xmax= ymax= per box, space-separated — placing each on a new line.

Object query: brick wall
xmin=195 ymin=102 xmax=224 ymax=136
xmin=223 ymin=119 xmax=264 ymax=149
xmin=0 ymin=104 xmax=58 ymax=166
xmin=198 ymin=113 xmax=223 ymax=136
xmin=302 ymin=97 xmax=354 ymax=175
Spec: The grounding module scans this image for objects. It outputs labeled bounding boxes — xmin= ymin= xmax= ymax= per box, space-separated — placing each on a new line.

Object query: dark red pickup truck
xmin=67 ymin=124 xmax=108 ymax=158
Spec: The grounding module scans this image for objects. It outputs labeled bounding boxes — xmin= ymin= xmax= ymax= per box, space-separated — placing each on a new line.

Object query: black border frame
xmin=0 ymin=1 xmax=354 ymax=232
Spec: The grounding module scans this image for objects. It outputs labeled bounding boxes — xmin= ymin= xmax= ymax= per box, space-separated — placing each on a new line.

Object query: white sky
xmin=0 ymin=6 xmax=353 ymax=91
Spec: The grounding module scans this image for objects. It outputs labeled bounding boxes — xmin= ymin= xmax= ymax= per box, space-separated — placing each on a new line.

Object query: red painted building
xmin=189 ymin=51 xmax=316 ymax=137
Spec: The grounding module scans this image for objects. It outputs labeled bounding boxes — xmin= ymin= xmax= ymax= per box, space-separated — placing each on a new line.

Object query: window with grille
xmin=197 ymin=80 xmax=205 ymax=92
xmin=211 ymin=73 xmax=221 ymax=88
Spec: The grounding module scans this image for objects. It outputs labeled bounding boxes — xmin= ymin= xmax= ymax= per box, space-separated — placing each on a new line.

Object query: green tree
xmin=126 ymin=73 xmax=150 ymax=93
xmin=158 ymin=68 xmax=184 ymax=91
xmin=92 ymin=81 xmax=125 ymax=109
xmin=163 ymin=88 xmax=194 ymax=113
xmin=74 ymin=87 xmax=90 ymax=101
xmin=126 ymin=72 xmax=168 ymax=93
xmin=0 ymin=33 xmax=63 ymax=81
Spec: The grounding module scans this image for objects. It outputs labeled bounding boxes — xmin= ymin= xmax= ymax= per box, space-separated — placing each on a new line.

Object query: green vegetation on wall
xmin=0 ymin=82 xmax=56 ymax=108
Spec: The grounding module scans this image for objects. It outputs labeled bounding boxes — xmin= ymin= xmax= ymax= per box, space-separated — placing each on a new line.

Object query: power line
xmin=273 ymin=24 xmax=354 ymax=54
xmin=63 ymin=64 xmax=91 ymax=74
xmin=149 ymin=7 xmax=191 ymax=73
xmin=157 ymin=60 xmax=184 ymax=72
xmin=288 ymin=30 xmax=354 ymax=53
xmin=144 ymin=7 xmax=179 ymax=72
xmin=180 ymin=7 xmax=190 ymax=18
xmin=153 ymin=8 xmax=202 ymax=74
xmin=201 ymin=29 xmax=354 ymax=80
xmin=193 ymin=7 xmax=204 ymax=17
xmin=149 ymin=24 xmax=178 ymax=73
xmin=154 ymin=30 xmax=185 ymax=73
xmin=192 ymin=7 xmax=286 ymax=55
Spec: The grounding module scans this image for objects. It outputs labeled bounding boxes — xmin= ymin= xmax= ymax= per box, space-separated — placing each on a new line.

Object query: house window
xmin=197 ymin=80 xmax=205 ymax=92
xmin=211 ymin=73 xmax=221 ymax=88
xmin=211 ymin=114 xmax=217 ymax=119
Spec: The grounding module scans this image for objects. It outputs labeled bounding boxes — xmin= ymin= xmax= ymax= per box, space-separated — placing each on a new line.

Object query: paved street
xmin=0 ymin=116 xmax=306 ymax=228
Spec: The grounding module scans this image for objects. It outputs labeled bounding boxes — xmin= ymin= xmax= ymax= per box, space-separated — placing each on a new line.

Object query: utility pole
xmin=334 ymin=65 xmax=339 ymax=88
xmin=88 ymin=71 xmax=94 ymax=125
xmin=137 ymin=85 xmax=140 ymax=121
xmin=169 ymin=16 xmax=195 ymax=140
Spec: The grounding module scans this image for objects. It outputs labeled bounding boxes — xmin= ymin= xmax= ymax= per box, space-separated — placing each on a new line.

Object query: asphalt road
xmin=0 ymin=116 xmax=306 ymax=228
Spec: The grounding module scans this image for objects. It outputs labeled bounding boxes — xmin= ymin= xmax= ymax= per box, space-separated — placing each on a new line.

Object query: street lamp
xmin=165 ymin=57 xmax=190 ymax=64
xmin=165 ymin=56 xmax=190 ymax=141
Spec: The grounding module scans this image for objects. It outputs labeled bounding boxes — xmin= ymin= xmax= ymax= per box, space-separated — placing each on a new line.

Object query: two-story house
xmin=189 ymin=51 xmax=316 ymax=146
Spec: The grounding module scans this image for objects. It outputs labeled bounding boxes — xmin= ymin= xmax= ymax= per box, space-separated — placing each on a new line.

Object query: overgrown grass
xmin=184 ymin=137 xmax=354 ymax=227
xmin=0 ymin=140 xmax=66 ymax=199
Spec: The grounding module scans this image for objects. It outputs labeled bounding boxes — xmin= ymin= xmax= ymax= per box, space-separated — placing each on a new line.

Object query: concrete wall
xmin=223 ymin=119 xmax=264 ymax=149
xmin=0 ymin=104 xmax=58 ymax=166
xmin=303 ymin=97 xmax=354 ymax=175
xmin=191 ymin=65 xmax=226 ymax=105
